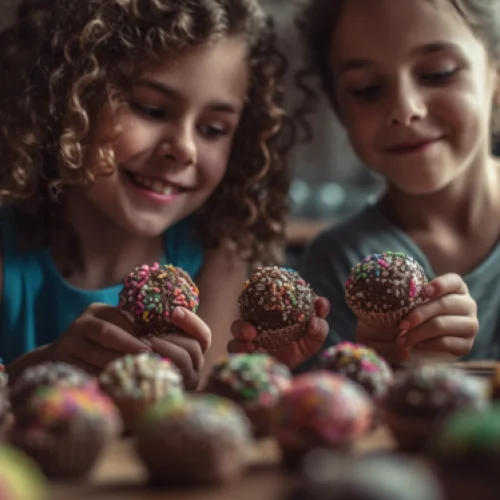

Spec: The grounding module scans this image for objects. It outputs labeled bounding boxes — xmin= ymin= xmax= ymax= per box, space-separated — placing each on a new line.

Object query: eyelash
xmin=349 ymin=68 xmax=459 ymax=101
xmin=129 ymin=102 xmax=229 ymax=139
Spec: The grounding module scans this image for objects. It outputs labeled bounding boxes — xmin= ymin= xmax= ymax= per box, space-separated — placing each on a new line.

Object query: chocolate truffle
xmin=119 ymin=262 xmax=199 ymax=337
xmin=9 ymin=362 xmax=94 ymax=416
xmin=238 ymin=266 xmax=315 ymax=351
xmin=345 ymin=252 xmax=428 ymax=329
xmin=318 ymin=342 xmax=393 ymax=402
xmin=99 ymin=353 xmax=184 ymax=434
xmin=384 ymin=365 xmax=487 ymax=451
xmin=9 ymin=386 xmax=121 ymax=478
xmin=274 ymin=372 xmax=373 ymax=467
xmin=205 ymin=353 xmax=292 ymax=437
xmin=136 ymin=394 xmax=252 ymax=485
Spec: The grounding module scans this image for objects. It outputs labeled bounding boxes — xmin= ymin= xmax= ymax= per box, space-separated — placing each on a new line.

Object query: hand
xmin=148 ymin=307 xmax=211 ymax=390
xmin=397 ymin=273 xmax=477 ymax=359
xmin=46 ymin=303 xmax=153 ymax=375
xmin=228 ymin=297 xmax=330 ymax=370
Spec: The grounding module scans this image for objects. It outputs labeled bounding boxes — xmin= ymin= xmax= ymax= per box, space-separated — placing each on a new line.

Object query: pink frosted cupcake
xmin=9 ymin=386 xmax=121 ymax=478
xmin=274 ymin=372 xmax=373 ymax=468
xmin=345 ymin=252 xmax=428 ymax=329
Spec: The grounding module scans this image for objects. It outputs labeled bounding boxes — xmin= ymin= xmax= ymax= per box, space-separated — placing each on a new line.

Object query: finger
xmin=425 ymin=274 xmax=468 ymax=300
xmin=399 ymin=316 xmax=479 ymax=349
xmin=148 ymin=337 xmax=198 ymax=389
xmin=400 ymin=294 xmax=476 ymax=330
xmin=413 ymin=336 xmax=474 ymax=358
xmin=89 ymin=304 xmax=136 ymax=334
xmin=227 ymin=339 xmax=257 ymax=354
xmin=169 ymin=308 xmax=211 ymax=353
xmin=65 ymin=355 xmax=102 ymax=376
xmin=151 ymin=334 xmax=204 ymax=371
xmin=314 ymin=297 xmax=330 ymax=319
xmin=78 ymin=316 xmax=152 ymax=355
xmin=290 ymin=316 xmax=328 ymax=362
xmin=358 ymin=340 xmax=407 ymax=366
xmin=230 ymin=320 xmax=258 ymax=341
xmin=356 ymin=321 xmax=401 ymax=342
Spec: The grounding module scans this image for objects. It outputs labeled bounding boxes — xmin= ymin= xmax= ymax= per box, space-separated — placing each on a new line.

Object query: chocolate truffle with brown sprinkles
xmin=345 ymin=252 xmax=428 ymax=329
xmin=238 ymin=267 xmax=315 ymax=351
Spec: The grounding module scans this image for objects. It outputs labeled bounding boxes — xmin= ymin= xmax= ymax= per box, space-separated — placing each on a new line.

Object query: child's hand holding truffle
xmin=228 ymin=267 xmax=330 ymax=370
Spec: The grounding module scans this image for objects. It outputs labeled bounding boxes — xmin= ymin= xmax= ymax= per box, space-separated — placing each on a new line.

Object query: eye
xmin=421 ymin=68 xmax=459 ymax=84
xmin=350 ymin=85 xmax=383 ymax=101
xmin=129 ymin=101 xmax=166 ymax=120
xmin=199 ymin=124 xmax=229 ymax=138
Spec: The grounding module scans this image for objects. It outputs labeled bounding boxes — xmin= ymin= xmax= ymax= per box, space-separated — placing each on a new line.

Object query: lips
xmin=125 ymin=171 xmax=184 ymax=196
xmin=385 ymin=138 xmax=440 ymax=154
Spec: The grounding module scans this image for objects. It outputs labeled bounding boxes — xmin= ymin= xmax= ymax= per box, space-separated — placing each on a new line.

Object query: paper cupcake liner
xmin=9 ymin=430 xmax=108 ymax=478
xmin=112 ymin=397 xmax=166 ymax=435
xmin=384 ymin=410 xmax=436 ymax=451
xmin=256 ymin=322 xmax=307 ymax=352
xmin=242 ymin=404 xmax=274 ymax=439
xmin=279 ymin=441 xmax=354 ymax=470
xmin=351 ymin=306 xmax=411 ymax=329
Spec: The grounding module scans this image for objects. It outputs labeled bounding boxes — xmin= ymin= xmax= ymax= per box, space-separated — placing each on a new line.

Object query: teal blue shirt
xmin=0 ymin=210 xmax=204 ymax=364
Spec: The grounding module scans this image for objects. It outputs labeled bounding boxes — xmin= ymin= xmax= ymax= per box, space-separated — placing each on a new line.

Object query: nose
xmin=386 ymin=78 xmax=427 ymax=126
xmin=158 ymin=124 xmax=196 ymax=168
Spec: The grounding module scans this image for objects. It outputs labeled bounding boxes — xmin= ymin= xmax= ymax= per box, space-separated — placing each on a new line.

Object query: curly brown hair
xmin=0 ymin=0 xmax=292 ymax=266
xmin=296 ymin=0 xmax=500 ymax=134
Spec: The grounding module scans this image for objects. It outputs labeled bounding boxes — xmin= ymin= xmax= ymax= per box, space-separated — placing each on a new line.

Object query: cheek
xmin=343 ymin=108 xmax=379 ymax=156
xmin=198 ymin=143 xmax=232 ymax=186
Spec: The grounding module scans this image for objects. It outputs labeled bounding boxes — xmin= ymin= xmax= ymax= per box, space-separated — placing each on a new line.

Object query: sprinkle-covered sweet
xmin=274 ymin=372 xmax=373 ymax=453
xmin=137 ymin=394 xmax=252 ymax=484
xmin=238 ymin=267 xmax=315 ymax=350
xmin=10 ymin=362 xmax=95 ymax=412
xmin=345 ymin=252 xmax=428 ymax=317
xmin=319 ymin=342 xmax=393 ymax=401
xmin=99 ymin=353 xmax=183 ymax=399
xmin=386 ymin=366 xmax=486 ymax=419
xmin=119 ymin=263 xmax=199 ymax=337
xmin=206 ymin=353 xmax=292 ymax=406
xmin=0 ymin=362 xmax=7 ymax=389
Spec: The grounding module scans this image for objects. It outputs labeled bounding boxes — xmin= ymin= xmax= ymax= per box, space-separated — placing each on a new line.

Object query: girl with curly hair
xmin=0 ymin=0 xmax=299 ymax=388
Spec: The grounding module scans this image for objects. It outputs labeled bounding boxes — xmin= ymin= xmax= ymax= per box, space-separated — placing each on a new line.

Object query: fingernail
xmin=425 ymin=284 xmax=435 ymax=298
xmin=173 ymin=307 xmax=185 ymax=319
xmin=399 ymin=321 xmax=410 ymax=331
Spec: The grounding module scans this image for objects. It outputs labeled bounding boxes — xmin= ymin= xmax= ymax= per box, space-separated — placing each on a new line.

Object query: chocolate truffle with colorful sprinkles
xmin=238 ymin=267 xmax=315 ymax=351
xmin=205 ymin=353 xmax=292 ymax=437
xmin=318 ymin=342 xmax=393 ymax=402
xmin=345 ymin=252 xmax=428 ymax=329
xmin=119 ymin=262 xmax=199 ymax=337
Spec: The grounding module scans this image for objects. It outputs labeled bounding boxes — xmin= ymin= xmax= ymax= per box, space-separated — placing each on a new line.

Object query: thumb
xmin=301 ymin=316 xmax=328 ymax=356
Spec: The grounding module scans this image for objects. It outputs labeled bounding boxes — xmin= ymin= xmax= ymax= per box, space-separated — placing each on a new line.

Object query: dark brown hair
xmin=296 ymin=0 xmax=500 ymax=131
xmin=0 ymin=0 xmax=293 ymax=266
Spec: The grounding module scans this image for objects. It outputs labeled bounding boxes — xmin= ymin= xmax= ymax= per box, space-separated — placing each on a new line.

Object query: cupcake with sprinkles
xmin=318 ymin=342 xmax=393 ymax=403
xmin=238 ymin=266 xmax=315 ymax=351
xmin=9 ymin=362 xmax=95 ymax=418
xmin=9 ymin=386 xmax=121 ymax=478
xmin=384 ymin=365 xmax=487 ymax=451
xmin=119 ymin=262 xmax=199 ymax=337
xmin=205 ymin=353 xmax=292 ymax=437
xmin=274 ymin=371 xmax=373 ymax=468
xmin=0 ymin=361 xmax=7 ymax=390
xmin=136 ymin=394 xmax=252 ymax=485
xmin=345 ymin=252 xmax=428 ymax=329
xmin=430 ymin=405 xmax=500 ymax=500
xmin=99 ymin=353 xmax=184 ymax=434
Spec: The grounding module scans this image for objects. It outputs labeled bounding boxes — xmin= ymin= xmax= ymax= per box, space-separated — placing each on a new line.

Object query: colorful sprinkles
xmin=345 ymin=252 xmax=428 ymax=314
xmin=319 ymin=342 xmax=393 ymax=401
xmin=274 ymin=372 xmax=373 ymax=449
xmin=207 ymin=353 xmax=292 ymax=406
xmin=119 ymin=263 xmax=199 ymax=337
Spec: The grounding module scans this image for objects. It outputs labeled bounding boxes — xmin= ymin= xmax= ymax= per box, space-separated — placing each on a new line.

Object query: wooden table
xmin=50 ymin=424 xmax=395 ymax=499
xmin=47 ymin=361 xmax=499 ymax=499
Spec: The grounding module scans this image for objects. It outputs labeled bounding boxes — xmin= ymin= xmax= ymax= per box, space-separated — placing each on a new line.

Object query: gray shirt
xmin=300 ymin=203 xmax=500 ymax=362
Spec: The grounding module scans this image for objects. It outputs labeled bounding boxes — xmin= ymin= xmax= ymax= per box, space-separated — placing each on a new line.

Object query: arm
xmin=196 ymin=246 xmax=248 ymax=385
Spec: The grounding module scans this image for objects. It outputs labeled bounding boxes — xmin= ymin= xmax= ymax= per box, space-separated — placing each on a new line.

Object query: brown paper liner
xmin=384 ymin=410 xmax=436 ymax=451
xmin=9 ymin=431 xmax=108 ymax=478
xmin=351 ymin=306 xmax=411 ymax=329
xmin=278 ymin=441 xmax=353 ymax=470
xmin=242 ymin=404 xmax=274 ymax=439
xmin=256 ymin=322 xmax=307 ymax=352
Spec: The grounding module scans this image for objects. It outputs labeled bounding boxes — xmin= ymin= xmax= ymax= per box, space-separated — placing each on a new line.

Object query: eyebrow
xmin=135 ymin=79 xmax=242 ymax=114
xmin=336 ymin=41 xmax=464 ymax=75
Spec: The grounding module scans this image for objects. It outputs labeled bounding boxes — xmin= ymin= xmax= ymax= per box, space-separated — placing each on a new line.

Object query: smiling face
xmin=331 ymin=0 xmax=499 ymax=195
xmin=72 ymin=36 xmax=249 ymax=238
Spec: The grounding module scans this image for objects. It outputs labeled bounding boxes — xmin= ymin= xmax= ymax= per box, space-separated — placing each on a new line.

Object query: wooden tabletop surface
xmin=51 ymin=426 xmax=396 ymax=500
